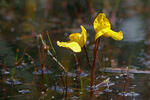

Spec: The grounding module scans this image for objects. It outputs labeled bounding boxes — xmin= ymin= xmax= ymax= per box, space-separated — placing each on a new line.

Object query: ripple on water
xmin=62 ymin=72 xmax=88 ymax=77
xmin=50 ymin=86 xmax=73 ymax=93
xmin=5 ymin=78 xmax=21 ymax=85
xmin=33 ymin=69 xmax=52 ymax=75
xmin=2 ymin=69 xmax=10 ymax=75
xmin=104 ymin=89 xmax=112 ymax=92
xmin=18 ymin=89 xmax=31 ymax=94
xmin=118 ymin=92 xmax=140 ymax=97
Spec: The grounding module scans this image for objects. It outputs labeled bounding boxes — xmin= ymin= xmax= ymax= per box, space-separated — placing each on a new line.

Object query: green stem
xmin=40 ymin=34 xmax=67 ymax=72
xmin=46 ymin=32 xmax=56 ymax=55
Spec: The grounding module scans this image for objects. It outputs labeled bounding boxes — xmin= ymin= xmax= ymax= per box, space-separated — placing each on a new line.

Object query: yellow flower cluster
xmin=57 ymin=13 xmax=123 ymax=52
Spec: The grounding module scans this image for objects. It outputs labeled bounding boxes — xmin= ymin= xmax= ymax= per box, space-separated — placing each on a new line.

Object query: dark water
xmin=0 ymin=0 xmax=150 ymax=100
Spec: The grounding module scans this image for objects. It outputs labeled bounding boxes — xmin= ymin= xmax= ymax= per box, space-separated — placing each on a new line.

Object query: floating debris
xmin=80 ymin=72 xmax=88 ymax=77
xmin=95 ymin=78 xmax=115 ymax=88
xmin=18 ymin=89 xmax=31 ymax=94
xmin=1 ymin=69 xmax=10 ymax=75
xmin=118 ymin=92 xmax=140 ymax=97
xmin=104 ymin=89 xmax=112 ymax=92
xmin=16 ymin=65 xmax=24 ymax=70
xmin=115 ymin=76 xmax=119 ymax=79
xmin=33 ymin=69 xmax=52 ymax=75
xmin=119 ymin=73 xmax=134 ymax=79
xmin=51 ymin=96 xmax=55 ymax=99
xmin=66 ymin=72 xmax=76 ymax=77
xmin=5 ymin=79 xmax=21 ymax=85
xmin=71 ymin=96 xmax=79 ymax=100
xmin=100 ymin=68 xmax=150 ymax=74
xmin=62 ymin=72 xmax=88 ymax=77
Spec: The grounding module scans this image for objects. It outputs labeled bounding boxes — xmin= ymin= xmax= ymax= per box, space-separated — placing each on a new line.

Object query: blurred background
xmin=0 ymin=0 xmax=150 ymax=100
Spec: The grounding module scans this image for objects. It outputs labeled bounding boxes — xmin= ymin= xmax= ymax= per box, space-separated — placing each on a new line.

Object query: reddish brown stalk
xmin=88 ymin=0 xmax=96 ymax=17
xmin=83 ymin=46 xmax=91 ymax=68
xmin=90 ymin=39 xmax=100 ymax=91
xmin=73 ymin=53 xmax=81 ymax=88
xmin=73 ymin=54 xmax=81 ymax=72
xmin=41 ymin=33 xmax=46 ymax=71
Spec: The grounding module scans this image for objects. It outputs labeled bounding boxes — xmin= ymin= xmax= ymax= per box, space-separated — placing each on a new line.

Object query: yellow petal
xmin=69 ymin=25 xmax=87 ymax=47
xmin=69 ymin=33 xmax=81 ymax=44
xmin=57 ymin=41 xmax=81 ymax=52
xmin=94 ymin=13 xmax=111 ymax=36
xmin=103 ymin=29 xmax=123 ymax=40
xmin=80 ymin=25 xmax=87 ymax=47
xmin=95 ymin=31 xmax=104 ymax=41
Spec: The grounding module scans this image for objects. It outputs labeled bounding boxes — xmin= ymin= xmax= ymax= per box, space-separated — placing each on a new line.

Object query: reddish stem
xmin=90 ymin=39 xmax=100 ymax=91
xmin=74 ymin=54 xmax=81 ymax=72
xmin=88 ymin=0 xmax=96 ymax=17
xmin=83 ymin=46 xmax=91 ymax=68
xmin=74 ymin=54 xmax=81 ymax=89
xmin=41 ymin=33 xmax=46 ymax=71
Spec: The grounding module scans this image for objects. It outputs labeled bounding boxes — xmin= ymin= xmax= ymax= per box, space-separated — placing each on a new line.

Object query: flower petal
xmin=69 ymin=33 xmax=81 ymax=44
xmin=57 ymin=41 xmax=81 ymax=52
xmin=80 ymin=25 xmax=87 ymax=47
xmin=103 ymin=29 xmax=123 ymax=40
xmin=95 ymin=31 xmax=104 ymax=41
xmin=94 ymin=13 xmax=111 ymax=36
xmin=69 ymin=25 xmax=87 ymax=47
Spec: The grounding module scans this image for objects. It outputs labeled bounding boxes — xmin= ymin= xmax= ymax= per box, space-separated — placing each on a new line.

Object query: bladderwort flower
xmin=94 ymin=13 xmax=123 ymax=41
xmin=57 ymin=25 xmax=87 ymax=52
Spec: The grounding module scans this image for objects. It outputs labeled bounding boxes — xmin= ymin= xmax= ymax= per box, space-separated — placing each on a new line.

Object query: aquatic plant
xmin=40 ymin=34 xmax=67 ymax=72
xmin=57 ymin=25 xmax=87 ymax=52
xmin=91 ymin=13 xmax=123 ymax=91
xmin=56 ymin=12 xmax=123 ymax=95
xmin=94 ymin=13 xmax=123 ymax=41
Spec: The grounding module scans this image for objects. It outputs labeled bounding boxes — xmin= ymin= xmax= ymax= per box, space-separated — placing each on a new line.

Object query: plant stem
xmin=83 ymin=46 xmax=91 ymax=68
xmin=73 ymin=53 xmax=81 ymax=88
xmin=73 ymin=54 xmax=81 ymax=72
xmin=46 ymin=32 xmax=56 ymax=55
xmin=90 ymin=39 xmax=100 ymax=91
xmin=41 ymin=33 xmax=46 ymax=71
xmin=40 ymin=34 xmax=67 ymax=72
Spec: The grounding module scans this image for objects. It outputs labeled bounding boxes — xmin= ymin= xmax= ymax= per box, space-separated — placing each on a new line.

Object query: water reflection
xmin=120 ymin=14 xmax=146 ymax=42
xmin=1 ymin=0 xmax=150 ymax=100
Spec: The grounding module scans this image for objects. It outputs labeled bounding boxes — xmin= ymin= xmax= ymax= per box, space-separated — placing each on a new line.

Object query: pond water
xmin=0 ymin=0 xmax=150 ymax=100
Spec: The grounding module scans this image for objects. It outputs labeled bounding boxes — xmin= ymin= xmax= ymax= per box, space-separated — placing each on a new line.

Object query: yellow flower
xmin=57 ymin=25 xmax=87 ymax=52
xmin=94 ymin=13 xmax=123 ymax=41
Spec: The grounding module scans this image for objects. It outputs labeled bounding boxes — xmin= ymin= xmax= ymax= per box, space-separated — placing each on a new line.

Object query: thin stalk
xmin=46 ymin=32 xmax=56 ymax=55
xmin=41 ymin=33 xmax=46 ymax=70
xmin=11 ymin=49 xmax=19 ymax=80
xmin=83 ymin=46 xmax=91 ymax=68
xmin=42 ymin=41 xmax=46 ymax=70
xmin=40 ymin=34 xmax=67 ymax=72
xmin=88 ymin=0 xmax=96 ymax=17
xmin=47 ymin=50 xmax=66 ymax=72
xmin=90 ymin=39 xmax=100 ymax=91
xmin=73 ymin=53 xmax=81 ymax=89
xmin=73 ymin=54 xmax=81 ymax=72
xmin=80 ymin=77 xmax=84 ymax=92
